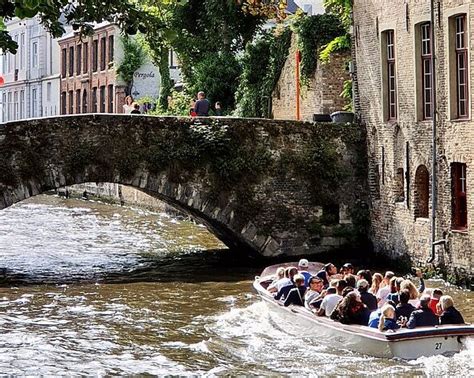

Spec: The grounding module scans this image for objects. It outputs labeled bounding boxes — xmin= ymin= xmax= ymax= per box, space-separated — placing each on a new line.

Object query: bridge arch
xmin=0 ymin=114 xmax=368 ymax=257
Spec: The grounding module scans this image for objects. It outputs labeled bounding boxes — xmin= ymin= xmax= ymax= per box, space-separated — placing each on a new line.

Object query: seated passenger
xmin=267 ymin=267 xmax=286 ymax=293
xmin=274 ymin=267 xmax=298 ymax=301
xmin=357 ymin=279 xmax=377 ymax=311
xmin=317 ymin=280 xmax=345 ymax=317
xmin=341 ymin=263 xmax=355 ymax=276
xmin=400 ymin=279 xmax=420 ymax=307
xmin=376 ymin=271 xmax=395 ymax=307
xmin=406 ymin=295 xmax=438 ymax=329
xmin=368 ymin=308 xmax=381 ymax=328
xmin=386 ymin=277 xmax=404 ymax=305
xmin=298 ymin=258 xmax=312 ymax=287
xmin=439 ymin=295 xmax=465 ymax=325
xmin=284 ymin=274 xmax=307 ymax=307
xmin=357 ymin=269 xmax=372 ymax=287
xmin=429 ymin=289 xmax=443 ymax=316
xmin=395 ymin=289 xmax=416 ymax=320
xmin=305 ymin=276 xmax=324 ymax=309
xmin=369 ymin=272 xmax=383 ymax=295
xmin=378 ymin=304 xmax=402 ymax=332
xmin=331 ymin=291 xmax=370 ymax=325
xmin=344 ymin=274 xmax=357 ymax=289
xmin=316 ymin=263 xmax=338 ymax=287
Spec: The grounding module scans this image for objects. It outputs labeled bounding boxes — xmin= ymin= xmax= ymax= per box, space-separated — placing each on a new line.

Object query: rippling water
xmin=0 ymin=195 xmax=472 ymax=375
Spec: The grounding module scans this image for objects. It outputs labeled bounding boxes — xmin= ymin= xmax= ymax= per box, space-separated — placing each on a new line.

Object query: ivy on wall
xmin=116 ymin=36 xmax=146 ymax=95
xmin=235 ymin=27 xmax=291 ymax=118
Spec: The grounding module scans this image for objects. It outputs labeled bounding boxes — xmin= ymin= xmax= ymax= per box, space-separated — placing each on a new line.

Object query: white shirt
xmin=376 ymin=286 xmax=390 ymax=307
xmin=320 ymin=294 xmax=342 ymax=316
xmin=123 ymin=104 xmax=134 ymax=114
xmin=273 ymin=277 xmax=291 ymax=292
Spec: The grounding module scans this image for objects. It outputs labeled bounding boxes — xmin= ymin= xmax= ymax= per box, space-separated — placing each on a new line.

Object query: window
xmin=100 ymin=37 xmax=106 ymax=71
xmin=69 ymin=46 xmax=74 ymax=76
xmin=414 ymin=165 xmax=429 ymax=218
xmin=92 ymin=40 xmax=98 ymax=72
xmin=61 ymin=91 xmax=67 ymax=115
xmin=13 ymin=35 xmax=18 ymax=71
xmin=76 ymin=89 xmax=81 ymax=113
xmin=19 ymin=90 xmax=24 ymax=119
xmin=2 ymin=92 xmax=6 ymax=122
xmin=82 ymin=89 xmax=88 ymax=113
xmin=20 ymin=33 xmax=25 ymax=69
xmin=107 ymin=84 xmax=114 ymax=112
xmin=451 ymin=163 xmax=467 ymax=230
xmin=46 ymin=82 xmax=51 ymax=101
xmin=83 ymin=42 xmax=89 ymax=73
xmin=92 ymin=87 xmax=97 ymax=112
xmin=13 ymin=91 xmax=18 ymax=120
xmin=2 ymin=54 xmax=6 ymax=75
xmin=455 ymin=15 xmax=468 ymax=118
xmin=100 ymin=86 xmax=106 ymax=112
xmin=76 ymin=44 xmax=82 ymax=75
xmin=61 ymin=48 xmax=67 ymax=77
xmin=386 ymin=30 xmax=397 ymax=119
xmin=68 ymin=90 xmax=73 ymax=114
xmin=32 ymin=88 xmax=37 ymax=117
xmin=421 ymin=23 xmax=433 ymax=120
xmin=32 ymin=42 xmax=38 ymax=68
xmin=7 ymin=92 xmax=12 ymax=121
xmin=394 ymin=168 xmax=405 ymax=202
xmin=108 ymin=35 xmax=114 ymax=63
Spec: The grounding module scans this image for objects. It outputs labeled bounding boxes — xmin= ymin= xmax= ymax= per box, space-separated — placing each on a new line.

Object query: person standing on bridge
xmin=193 ymin=91 xmax=210 ymax=116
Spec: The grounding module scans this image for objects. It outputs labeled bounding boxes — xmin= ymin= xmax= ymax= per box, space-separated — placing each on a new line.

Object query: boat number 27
xmin=435 ymin=342 xmax=442 ymax=350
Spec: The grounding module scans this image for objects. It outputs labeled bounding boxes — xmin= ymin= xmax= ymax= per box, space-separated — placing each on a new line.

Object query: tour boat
xmin=253 ymin=263 xmax=474 ymax=360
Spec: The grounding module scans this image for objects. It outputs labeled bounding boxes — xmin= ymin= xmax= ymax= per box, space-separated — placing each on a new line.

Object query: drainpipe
xmin=295 ymin=50 xmax=301 ymax=121
xmin=428 ymin=0 xmax=438 ymax=263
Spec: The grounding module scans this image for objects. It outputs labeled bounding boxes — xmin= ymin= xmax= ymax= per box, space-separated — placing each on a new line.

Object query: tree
xmin=0 ymin=0 xmax=147 ymax=53
xmin=116 ymin=36 xmax=146 ymax=96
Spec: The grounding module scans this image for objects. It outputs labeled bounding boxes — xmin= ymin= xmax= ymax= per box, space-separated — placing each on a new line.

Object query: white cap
xmin=298 ymin=258 xmax=309 ymax=268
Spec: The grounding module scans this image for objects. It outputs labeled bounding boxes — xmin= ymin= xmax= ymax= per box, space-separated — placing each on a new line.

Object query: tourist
xmin=368 ymin=308 xmax=382 ymax=328
xmin=274 ymin=267 xmax=298 ymax=300
xmin=123 ymin=95 xmax=134 ymax=114
xmin=395 ymin=289 xmax=416 ymax=320
xmin=376 ymin=271 xmax=395 ymax=307
xmin=130 ymin=103 xmax=141 ymax=114
xmin=357 ymin=279 xmax=377 ymax=311
xmin=415 ymin=268 xmax=426 ymax=293
xmin=429 ymin=289 xmax=443 ymax=316
xmin=267 ymin=267 xmax=286 ymax=293
xmin=386 ymin=277 xmax=404 ymax=305
xmin=194 ymin=91 xmax=210 ymax=116
xmin=406 ymin=295 xmax=438 ymax=329
xmin=369 ymin=273 xmax=383 ymax=295
xmin=330 ymin=291 xmax=371 ymax=325
xmin=189 ymin=99 xmax=197 ymax=117
xmin=400 ymin=280 xmax=420 ymax=307
xmin=305 ymin=276 xmax=324 ymax=310
xmin=214 ymin=101 xmax=223 ymax=116
xmin=284 ymin=274 xmax=307 ymax=307
xmin=344 ymin=274 xmax=357 ymax=289
xmin=317 ymin=279 xmax=345 ymax=317
xmin=378 ymin=304 xmax=402 ymax=331
xmin=341 ymin=263 xmax=355 ymax=276
xmin=316 ymin=263 xmax=337 ymax=287
xmin=439 ymin=295 xmax=465 ymax=325
xmin=357 ymin=270 xmax=372 ymax=287
xmin=298 ymin=258 xmax=312 ymax=287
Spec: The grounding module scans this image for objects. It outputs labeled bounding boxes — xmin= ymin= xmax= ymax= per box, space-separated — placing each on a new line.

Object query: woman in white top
xmin=123 ymin=95 xmax=134 ymax=114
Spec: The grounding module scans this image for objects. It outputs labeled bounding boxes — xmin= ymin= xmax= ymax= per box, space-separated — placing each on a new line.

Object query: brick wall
xmin=272 ymin=33 xmax=350 ymax=121
xmin=354 ymin=0 xmax=474 ymax=277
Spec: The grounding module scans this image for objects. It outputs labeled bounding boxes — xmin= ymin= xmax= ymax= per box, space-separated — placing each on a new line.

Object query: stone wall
xmin=354 ymin=0 xmax=474 ymax=278
xmin=0 ymin=114 xmax=368 ymax=258
xmin=272 ymin=33 xmax=350 ymax=121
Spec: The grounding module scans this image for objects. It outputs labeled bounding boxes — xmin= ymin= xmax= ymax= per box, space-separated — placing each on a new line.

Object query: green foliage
xmin=323 ymin=0 xmax=352 ymax=29
xmin=235 ymin=27 xmax=291 ymax=118
xmin=116 ymin=36 xmax=146 ymax=95
xmin=319 ymin=34 xmax=350 ymax=62
xmin=293 ymin=14 xmax=345 ymax=84
xmin=188 ymin=52 xmax=241 ymax=109
xmin=341 ymin=79 xmax=353 ymax=111
xmin=150 ymin=90 xmax=194 ymax=116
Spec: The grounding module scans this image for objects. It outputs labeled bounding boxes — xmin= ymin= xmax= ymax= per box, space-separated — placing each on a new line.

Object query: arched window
xmin=82 ymin=90 xmax=88 ymax=113
xmin=414 ymin=165 xmax=429 ymax=218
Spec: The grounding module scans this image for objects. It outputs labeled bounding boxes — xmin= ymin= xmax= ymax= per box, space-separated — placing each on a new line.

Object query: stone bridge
xmin=0 ymin=115 xmax=368 ymax=257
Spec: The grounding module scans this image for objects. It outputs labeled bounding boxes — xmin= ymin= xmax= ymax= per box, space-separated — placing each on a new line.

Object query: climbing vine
xmin=235 ymin=27 xmax=291 ymax=118
xmin=116 ymin=36 xmax=146 ymax=95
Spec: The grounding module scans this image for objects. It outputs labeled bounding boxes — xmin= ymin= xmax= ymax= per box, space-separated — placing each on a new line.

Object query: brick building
xmin=354 ymin=0 xmax=473 ymax=276
xmin=272 ymin=34 xmax=349 ymax=121
xmin=58 ymin=22 xmax=127 ymax=114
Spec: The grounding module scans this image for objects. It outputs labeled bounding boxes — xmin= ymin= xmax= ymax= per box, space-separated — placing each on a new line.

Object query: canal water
xmin=0 ymin=195 xmax=472 ymax=375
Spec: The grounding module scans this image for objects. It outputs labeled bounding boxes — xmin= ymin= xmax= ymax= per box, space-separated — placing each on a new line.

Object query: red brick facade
xmin=59 ymin=24 xmax=126 ymax=115
xmin=354 ymin=0 xmax=474 ymax=277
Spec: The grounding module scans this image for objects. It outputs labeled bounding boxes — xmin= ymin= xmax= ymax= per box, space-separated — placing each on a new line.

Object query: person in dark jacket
xmin=316 ymin=263 xmax=337 ymax=287
xmin=357 ymin=279 xmax=377 ymax=311
xmin=406 ymin=295 xmax=438 ymax=329
xmin=284 ymin=274 xmax=306 ymax=307
xmin=193 ymin=91 xmax=210 ymax=116
xmin=330 ymin=291 xmax=370 ymax=325
xmin=439 ymin=295 xmax=465 ymax=325
xmin=395 ymin=289 xmax=416 ymax=320
xmin=274 ymin=267 xmax=298 ymax=301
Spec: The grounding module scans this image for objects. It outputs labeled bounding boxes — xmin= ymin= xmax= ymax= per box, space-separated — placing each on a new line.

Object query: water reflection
xmin=0 ymin=195 xmax=472 ymax=375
